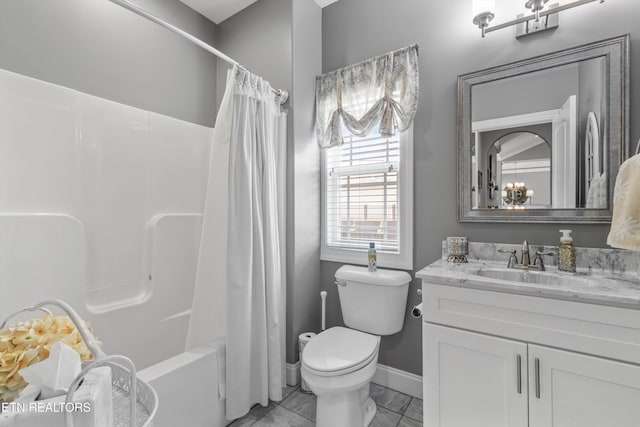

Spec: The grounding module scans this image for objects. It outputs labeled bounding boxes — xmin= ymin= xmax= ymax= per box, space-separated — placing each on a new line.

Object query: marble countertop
xmin=416 ymin=258 xmax=640 ymax=310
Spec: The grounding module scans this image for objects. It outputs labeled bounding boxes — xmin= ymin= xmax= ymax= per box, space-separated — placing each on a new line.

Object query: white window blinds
xmin=325 ymin=131 xmax=401 ymax=253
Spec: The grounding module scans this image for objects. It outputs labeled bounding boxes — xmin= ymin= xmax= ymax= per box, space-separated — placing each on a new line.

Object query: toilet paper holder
xmin=412 ymin=289 xmax=423 ymax=318
xmin=411 ymin=303 xmax=423 ymax=318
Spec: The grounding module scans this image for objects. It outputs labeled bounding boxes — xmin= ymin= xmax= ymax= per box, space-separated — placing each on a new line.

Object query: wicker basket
xmin=1 ymin=300 xmax=158 ymax=427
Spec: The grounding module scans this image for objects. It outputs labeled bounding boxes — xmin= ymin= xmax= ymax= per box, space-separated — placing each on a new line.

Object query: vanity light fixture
xmin=472 ymin=0 xmax=605 ymax=38
xmin=502 ymin=182 xmax=534 ymax=205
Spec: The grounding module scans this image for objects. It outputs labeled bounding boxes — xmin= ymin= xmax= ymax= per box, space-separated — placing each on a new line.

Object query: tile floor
xmin=229 ymin=382 xmax=423 ymax=427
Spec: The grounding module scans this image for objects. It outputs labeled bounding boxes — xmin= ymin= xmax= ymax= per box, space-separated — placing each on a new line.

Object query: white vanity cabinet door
xmin=423 ymin=323 xmax=528 ymax=427
xmin=529 ymin=344 xmax=640 ymax=427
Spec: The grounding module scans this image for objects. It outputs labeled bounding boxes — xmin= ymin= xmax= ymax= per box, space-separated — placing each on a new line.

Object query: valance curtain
xmin=315 ymin=44 xmax=419 ymax=148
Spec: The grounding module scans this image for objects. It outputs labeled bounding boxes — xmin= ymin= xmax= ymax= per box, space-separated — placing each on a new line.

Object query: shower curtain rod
xmin=107 ymin=0 xmax=289 ymax=105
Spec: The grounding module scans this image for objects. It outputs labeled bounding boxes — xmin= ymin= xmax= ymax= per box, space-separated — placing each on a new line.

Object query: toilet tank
xmin=335 ymin=265 xmax=411 ymax=335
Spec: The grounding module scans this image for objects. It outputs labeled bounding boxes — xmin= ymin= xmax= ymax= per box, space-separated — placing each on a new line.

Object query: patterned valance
xmin=315 ymin=44 xmax=419 ymax=148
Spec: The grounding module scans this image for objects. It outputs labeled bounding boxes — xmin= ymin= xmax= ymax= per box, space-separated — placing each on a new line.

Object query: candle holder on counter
xmin=446 ymin=237 xmax=469 ymax=263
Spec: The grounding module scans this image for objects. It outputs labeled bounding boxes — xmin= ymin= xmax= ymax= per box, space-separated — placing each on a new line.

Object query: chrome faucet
xmin=499 ymin=240 xmax=554 ymax=271
xmin=521 ymin=240 xmax=531 ymax=266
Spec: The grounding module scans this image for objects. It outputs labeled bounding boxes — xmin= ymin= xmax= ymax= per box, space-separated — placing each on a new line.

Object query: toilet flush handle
xmin=334 ymin=280 xmax=347 ymax=287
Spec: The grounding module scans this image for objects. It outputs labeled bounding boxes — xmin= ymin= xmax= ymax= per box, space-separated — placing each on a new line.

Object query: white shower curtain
xmin=188 ymin=65 xmax=287 ymax=420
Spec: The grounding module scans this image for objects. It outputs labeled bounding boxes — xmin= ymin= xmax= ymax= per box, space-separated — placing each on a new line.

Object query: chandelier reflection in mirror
xmin=502 ymin=182 xmax=534 ymax=206
xmin=472 ymin=0 xmax=605 ymax=38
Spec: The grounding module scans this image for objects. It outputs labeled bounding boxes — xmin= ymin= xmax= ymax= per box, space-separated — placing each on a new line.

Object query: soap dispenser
xmin=558 ymin=229 xmax=576 ymax=273
xmin=368 ymin=242 xmax=377 ymax=272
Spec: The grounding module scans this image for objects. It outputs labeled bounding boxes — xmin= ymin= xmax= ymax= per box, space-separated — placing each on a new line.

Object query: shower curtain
xmin=187 ymin=65 xmax=287 ymax=419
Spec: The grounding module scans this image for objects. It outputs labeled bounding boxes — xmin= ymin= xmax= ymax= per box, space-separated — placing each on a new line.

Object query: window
xmin=321 ymin=128 xmax=413 ymax=269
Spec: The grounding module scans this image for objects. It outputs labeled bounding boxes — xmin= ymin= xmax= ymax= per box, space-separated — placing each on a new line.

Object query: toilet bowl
xmin=301 ymin=326 xmax=381 ymax=427
xmin=300 ymin=265 xmax=411 ymax=427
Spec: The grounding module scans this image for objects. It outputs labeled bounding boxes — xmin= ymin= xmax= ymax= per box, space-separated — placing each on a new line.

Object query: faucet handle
xmin=535 ymin=246 xmax=558 ymax=257
xmin=498 ymin=248 xmax=518 ymax=268
xmin=536 ymin=249 xmax=556 ymax=256
xmin=533 ymin=249 xmax=556 ymax=271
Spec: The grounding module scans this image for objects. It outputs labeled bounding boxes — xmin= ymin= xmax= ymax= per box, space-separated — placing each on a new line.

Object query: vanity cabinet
xmin=421 ymin=282 xmax=640 ymax=427
xmin=528 ymin=344 xmax=640 ymax=427
xmin=424 ymin=324 xmax=640 ymax=427
xmin=423 ymin=324 xmax=528 ymax=427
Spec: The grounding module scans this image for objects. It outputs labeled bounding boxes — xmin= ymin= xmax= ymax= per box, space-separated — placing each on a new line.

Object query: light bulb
xmin=472 ymin=0 xmax=496 ymax=35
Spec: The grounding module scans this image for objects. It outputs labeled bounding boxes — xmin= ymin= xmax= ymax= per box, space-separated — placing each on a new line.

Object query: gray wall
xmin=473 ymin=65 xmax=579 ymax=121
xmin=321 ymin=0 xmax=640 ymax=375
xmin=214 ymin=0 xmax=292 ymax=110
xmin=289 ymin=1 xmax=323 ymax=365
xmin=0 ymin=0 xmax=218 ymax=126
xmin=215 ymin=0 xmax=323 ymax=367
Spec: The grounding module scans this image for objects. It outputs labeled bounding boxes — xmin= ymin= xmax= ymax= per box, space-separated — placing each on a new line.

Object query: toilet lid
xmin=302 ymin=327 xmax=380 ymax=376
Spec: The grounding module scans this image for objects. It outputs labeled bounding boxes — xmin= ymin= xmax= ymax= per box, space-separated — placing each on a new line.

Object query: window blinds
xmin=325 ymin=132 xmax=401 ymax=253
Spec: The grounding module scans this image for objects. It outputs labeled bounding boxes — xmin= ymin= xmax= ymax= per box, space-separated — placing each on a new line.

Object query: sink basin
xmin=473 ymin=267 xmax=590 ymax=287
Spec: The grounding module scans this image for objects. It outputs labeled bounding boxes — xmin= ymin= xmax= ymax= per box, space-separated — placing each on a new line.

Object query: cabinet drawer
xmin=423 ymin=282 xmax=640 ymax=364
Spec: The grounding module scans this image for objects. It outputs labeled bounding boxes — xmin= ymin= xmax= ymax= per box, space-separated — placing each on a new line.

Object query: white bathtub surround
xmin=0 ymin=68 xmax=211 ymax=369
xmin=185 ymin=76 xmax=231 ymax=350
xmin=188 ymin=66 xmax=287 ymax=420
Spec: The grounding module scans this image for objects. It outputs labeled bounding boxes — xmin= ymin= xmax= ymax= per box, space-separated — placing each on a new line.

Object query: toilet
xmin=301 ymin=265 xmax=411 ymax=427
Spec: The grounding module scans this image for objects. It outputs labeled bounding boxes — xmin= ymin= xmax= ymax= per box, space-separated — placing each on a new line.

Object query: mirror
xmin=477 ymin=130 xmax=551 ymax=209
xmin=458 ymin=35 xmax=629 ymax=223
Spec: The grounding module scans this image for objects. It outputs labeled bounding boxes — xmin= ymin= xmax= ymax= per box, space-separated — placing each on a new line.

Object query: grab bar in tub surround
xmin=85 ymin=213 xmax=204 ymax=315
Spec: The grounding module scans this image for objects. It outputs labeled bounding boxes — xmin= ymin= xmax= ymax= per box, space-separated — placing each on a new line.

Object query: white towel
xmin=596 ymin=175 xmax=608 ymax=209
xmin=586 ymin=173 xmax=607 ymax=209
xmin=586 ymin=174 xmax=598 ymax=208
xmin=607 ymin=154 xmax=640 ymax=249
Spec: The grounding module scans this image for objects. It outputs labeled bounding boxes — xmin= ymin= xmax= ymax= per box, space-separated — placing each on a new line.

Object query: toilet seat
xmin=302 ymin=327 xmax=380 ymax=377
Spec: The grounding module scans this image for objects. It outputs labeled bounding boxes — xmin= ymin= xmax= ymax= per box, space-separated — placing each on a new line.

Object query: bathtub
xmin=138 ymin=342 xmax=228 ymax=427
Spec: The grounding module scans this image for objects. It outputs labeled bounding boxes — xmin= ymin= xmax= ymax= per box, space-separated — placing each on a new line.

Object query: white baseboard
xmin=286 ymin=361 xmax=301 ymax=386
xmin=285 ymin=361 xmax=422 ymax=398
xmin=372 ymin=363 xmax=422 ymax=399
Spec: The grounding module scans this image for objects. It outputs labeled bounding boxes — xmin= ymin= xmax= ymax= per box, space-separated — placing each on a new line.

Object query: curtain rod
xmin=107 ymin=0 xmax=288 ymax=105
